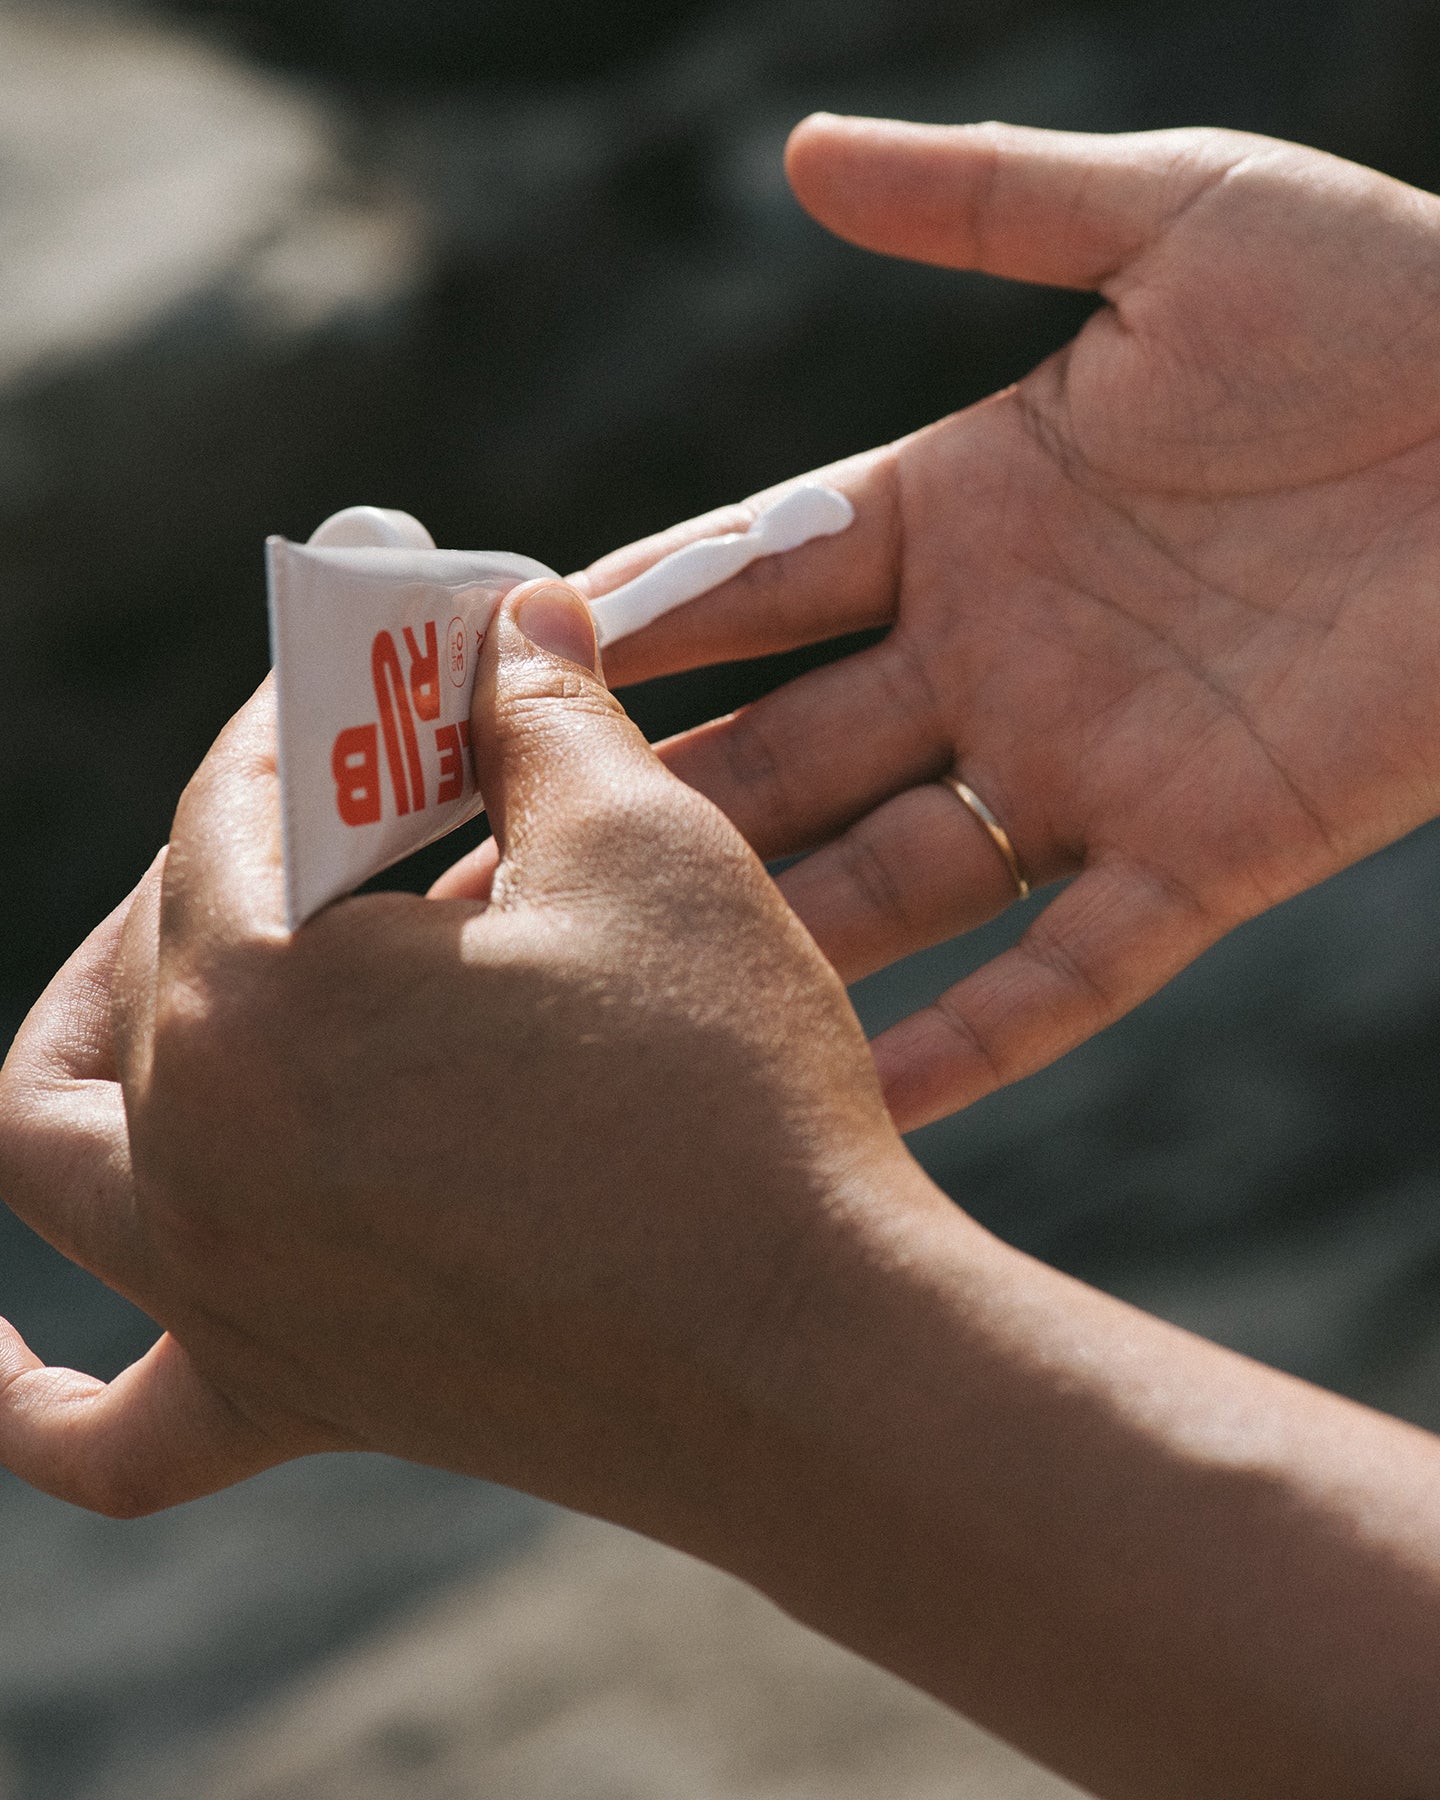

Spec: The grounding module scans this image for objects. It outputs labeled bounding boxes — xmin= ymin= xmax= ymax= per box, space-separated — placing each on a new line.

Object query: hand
xmin=0 ymin=582 xmax=917 ymax=1520
xmin=7 ymin=598 xmax=1440 ymax=1798
xmin=570 ymin=117 xmax=1440 ymax=1129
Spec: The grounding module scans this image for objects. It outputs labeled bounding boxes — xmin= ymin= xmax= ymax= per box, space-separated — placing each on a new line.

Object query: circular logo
xmin=447 ymin=615 xmax=467 ymax=686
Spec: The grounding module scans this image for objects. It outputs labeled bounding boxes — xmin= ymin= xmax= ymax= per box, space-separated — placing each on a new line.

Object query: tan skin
xmin=0 ymin=587 xmax=909 ymax=1525
xmin=5 ymin=122 xmax=1440 ymax=1796
xmin=480 ymin=115 xmax=1440 ymax=1130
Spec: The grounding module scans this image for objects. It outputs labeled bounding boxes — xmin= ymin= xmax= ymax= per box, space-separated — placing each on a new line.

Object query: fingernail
xmin=516 ymin=584 xmax=598 ymax=672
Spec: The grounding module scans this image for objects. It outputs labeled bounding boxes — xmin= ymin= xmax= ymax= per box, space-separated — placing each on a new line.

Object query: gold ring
xmin=939 ymin=775 xmax=1031 ymax=901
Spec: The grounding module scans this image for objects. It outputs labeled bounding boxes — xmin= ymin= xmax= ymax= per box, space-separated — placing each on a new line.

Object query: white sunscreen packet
xmin=268 ymin=485 xmax=855 ymax=927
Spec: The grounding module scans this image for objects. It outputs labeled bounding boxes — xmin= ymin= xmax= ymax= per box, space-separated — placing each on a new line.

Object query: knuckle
xmin=1189 ymin=125 xmax=1262 ymax=160
xmin=1157 ymin=128 xmax=1269 ymax=207
xmin=1018 ymin=917 xmax=1113 ymax=1018
xmin=142 ymin=895 xmax=427 ymax=1153
xmin=496 ymin=676 xmax=626 ymax=731
xmin=719 ymin=704 xmax=810 ymax=847
xmin=931 ymin=990 xmax=1009 ymax=1090
xmin=962 ymin=124 xmax=1006 ymax=265
xmin=838 ymin=823 xmax=916 ymax=936
xmin=486 ymin=685 xmax=636 ymax=769
xmin=153 ymin=938 xmax=283 ymax=1061
xmin=1114 ymin=850 xmax=1214 ymax=928
xmin=142 ymin=936 xmax=319 ymax=1142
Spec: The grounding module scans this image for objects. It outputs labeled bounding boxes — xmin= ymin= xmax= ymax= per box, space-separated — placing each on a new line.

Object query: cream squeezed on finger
xmin=267 ymin=488 xmax=856 ymax=926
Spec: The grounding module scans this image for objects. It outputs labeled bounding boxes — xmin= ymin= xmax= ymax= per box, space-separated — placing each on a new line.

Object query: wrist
xmin=605 ymin=1143 xmax=965 ymax=1574
xmin=696 ymin=1158 xmax=1440 ymax=1799
xmin=690 ymin=1149 xmax=997 ymax=1589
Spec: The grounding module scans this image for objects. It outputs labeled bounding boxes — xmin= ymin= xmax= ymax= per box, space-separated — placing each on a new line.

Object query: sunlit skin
xmin=4 ymin=123 xmax=1440 ymax=1797
xmin=499 ymin=115 xmax=1440 ymax=1130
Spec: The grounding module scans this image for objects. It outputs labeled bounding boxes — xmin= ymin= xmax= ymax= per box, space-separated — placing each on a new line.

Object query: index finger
xmin=574 ymin=443 xmax=904 ymax=688
xmin=157 ymin=678 xmax=288 ymax=956
xmin=109 ymin=682 xmax=284 ymax=1106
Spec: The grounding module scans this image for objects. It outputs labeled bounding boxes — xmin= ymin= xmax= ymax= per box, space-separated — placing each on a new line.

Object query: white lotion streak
xmin=589 ymin=484 xmax=855 ymax=648
xmin=270 ymin=489 xmax=857 ymax=925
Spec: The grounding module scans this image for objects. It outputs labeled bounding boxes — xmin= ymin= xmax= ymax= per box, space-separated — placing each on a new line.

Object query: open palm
xmin=573 ymin=117 xmax=1440 ymax=1129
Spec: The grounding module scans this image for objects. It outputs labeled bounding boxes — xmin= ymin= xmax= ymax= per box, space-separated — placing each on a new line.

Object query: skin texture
xmin=492 ymin=115 xmax=1440 ymax=1131
xmin=6 ymin=122 xmax=1440 ymax=1795
xmin=0 ymin=585 xmax=907 ymax=1528
xmin=3 ymin=587 xmax=1440 ymax=1799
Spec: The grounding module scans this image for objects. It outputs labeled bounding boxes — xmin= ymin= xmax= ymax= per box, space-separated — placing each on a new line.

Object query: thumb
xmin=0 ymin=1324 xmax=306 ymax=1515
xmin=785 ymin=113 xmax=1257 ymax=291
xmin=468 ymin=579 xmax=676 ymax=890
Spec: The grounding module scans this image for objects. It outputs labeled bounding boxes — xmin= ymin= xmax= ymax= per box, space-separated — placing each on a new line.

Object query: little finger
xmin=873 ymin=855 xmax=1224 ymax=1128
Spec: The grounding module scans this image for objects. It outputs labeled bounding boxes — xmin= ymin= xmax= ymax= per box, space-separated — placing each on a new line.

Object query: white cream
xmin=588 ymin=484 xmax=855 ymax=647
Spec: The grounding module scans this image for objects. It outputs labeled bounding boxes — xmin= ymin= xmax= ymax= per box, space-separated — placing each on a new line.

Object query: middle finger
xmin=654 ymin=634 xmax=945 ymax=860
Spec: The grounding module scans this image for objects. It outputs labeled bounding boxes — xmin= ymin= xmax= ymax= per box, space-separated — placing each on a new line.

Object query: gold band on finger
xmin=939 ymin=775 xmax=1031 ymax=901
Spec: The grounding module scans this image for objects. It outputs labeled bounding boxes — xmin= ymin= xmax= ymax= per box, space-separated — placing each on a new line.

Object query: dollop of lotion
xmin=589 ymin=484 xmax=855 ymax=648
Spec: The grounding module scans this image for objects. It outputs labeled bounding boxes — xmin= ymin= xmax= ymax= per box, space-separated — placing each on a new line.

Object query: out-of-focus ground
xmin=131 ymin=1514 xmax=1090 ymax=1800
xmin=3 ymin=1 xmax=1440 ymax=1796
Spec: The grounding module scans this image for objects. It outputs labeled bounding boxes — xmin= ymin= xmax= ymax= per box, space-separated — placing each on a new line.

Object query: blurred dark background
xmin=2 ymin=1 xmax=1440 ymax=1795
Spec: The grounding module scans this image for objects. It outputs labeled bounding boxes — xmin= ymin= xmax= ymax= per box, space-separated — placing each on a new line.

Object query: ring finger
xmin=776 ymin=776 xmax=1039 ymax=984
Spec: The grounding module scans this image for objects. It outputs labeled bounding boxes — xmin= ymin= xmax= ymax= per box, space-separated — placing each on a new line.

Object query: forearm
xmin=713 ymin=1161 xmax=1440 ymax=1799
